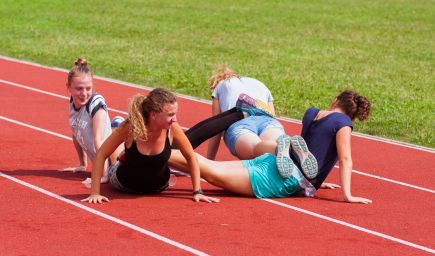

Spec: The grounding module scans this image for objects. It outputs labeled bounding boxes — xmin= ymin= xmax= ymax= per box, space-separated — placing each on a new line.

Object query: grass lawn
xmin=0 ymin=0 xmax=433 ymax=147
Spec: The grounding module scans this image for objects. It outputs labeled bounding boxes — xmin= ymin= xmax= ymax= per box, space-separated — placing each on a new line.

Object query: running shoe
xmin=276 ymin=134 xmax=295 ymax=179
xmin=290 ymin=135 xmax=318 ymax=179
xmin=111 ymin=116 xmax=125 ymax=128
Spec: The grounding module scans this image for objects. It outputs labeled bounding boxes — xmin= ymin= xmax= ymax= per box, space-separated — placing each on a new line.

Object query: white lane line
xmin=0 ymin=172 xmax=208 ymax=256
xmin=352 ymin=169 xmax=435 ymax=194
xmin=0 ymin=116 xmax=72 ymax=141
xmin=262 ymin=199 xmax=435 ymax=254
xmin=0 ymin=79 xmax=127 ymax=116
xmin=1 ymin=54 xmax=434 ymax=153
xmin=1 ymin=79 xmax=434 ymax=194
xmin=1 ymin=115 xmax=433 ymax=254
xmin=333 ymin=165 xmax=434 ymax=194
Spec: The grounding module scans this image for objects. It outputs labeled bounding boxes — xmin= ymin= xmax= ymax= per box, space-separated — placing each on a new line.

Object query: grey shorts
xmin=108 ymin=161 xmax=134 ymax=193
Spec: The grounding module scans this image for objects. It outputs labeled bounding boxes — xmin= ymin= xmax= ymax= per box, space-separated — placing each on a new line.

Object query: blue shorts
xmin=243 ymin=153 xmax=301 ymax=198
xmin=224 ymin=116 xmax=284 ymax=156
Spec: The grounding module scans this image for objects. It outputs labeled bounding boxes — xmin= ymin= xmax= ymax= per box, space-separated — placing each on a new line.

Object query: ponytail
xmin=355 ymin=95 xmax=371 ymax=121
xmin=208 ymin=65 xmax=240 ymax=90
xmin=127 ymin=94 xmax=148 ymax=140
xmin=336 ymin=90 xmax=371 ymax=121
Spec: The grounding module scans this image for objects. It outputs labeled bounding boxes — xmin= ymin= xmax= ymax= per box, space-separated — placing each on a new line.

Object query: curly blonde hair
xmin=208 ymin=65 xmax=240 ymax=90
xmin=127 ymin=88 xmax=177 ymax=140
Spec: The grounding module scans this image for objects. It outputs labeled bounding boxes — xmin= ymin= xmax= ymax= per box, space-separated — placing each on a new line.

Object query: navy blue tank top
xmin=116 ymin=132 xmax=171 ymax=193
xmin=301 ymin=107 xmax=353 ymax=189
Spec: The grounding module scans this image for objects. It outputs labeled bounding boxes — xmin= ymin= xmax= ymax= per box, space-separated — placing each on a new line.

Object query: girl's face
xmin=152 ymin=102 xmax=178 ymax=129
xmin=68 ymin=75 xmax=93 ymax=109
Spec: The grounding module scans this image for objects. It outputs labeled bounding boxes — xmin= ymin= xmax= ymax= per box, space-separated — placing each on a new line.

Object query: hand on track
xmin=81 ymin=194 xmax=109 ymax=204
xmin=320 ymin=182 xmax=341 ymax=189
xmin=193 ymin=194 xmax=220 ymax=203
xmin=59 ymin=166 xmax=86 ymax=173
xmin=345 ymin=196 xmax=372 ymax=204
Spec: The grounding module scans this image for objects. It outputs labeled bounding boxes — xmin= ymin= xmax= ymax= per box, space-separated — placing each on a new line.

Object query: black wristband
xmin=193 ymin=189 xmax=203 ymax=196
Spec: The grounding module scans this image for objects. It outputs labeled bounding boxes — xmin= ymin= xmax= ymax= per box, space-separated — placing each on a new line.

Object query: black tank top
xmin=116 ymin=132 xmax=171 ymax=193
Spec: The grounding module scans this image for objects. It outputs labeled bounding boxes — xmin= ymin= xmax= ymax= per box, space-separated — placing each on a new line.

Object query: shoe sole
xmin=290 ymin=136 xmax=318 ymax=179
xmin=276 ymin=135 xmax=294 ymax=179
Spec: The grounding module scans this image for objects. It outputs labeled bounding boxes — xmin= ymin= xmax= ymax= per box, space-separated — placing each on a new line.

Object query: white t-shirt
xmin=211 ymin=77 xmax=273 ymax=112
xmin=69 ymin=93 xmax=112 ymax=161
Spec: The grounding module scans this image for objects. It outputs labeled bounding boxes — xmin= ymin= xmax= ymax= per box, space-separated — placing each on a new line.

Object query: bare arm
xmin=81 ymin=124 xmax=129 ymax=203
xmin=92 ymin=108 xmax=107 ymax=152
xmin=206 ymin=98 xmax=222 ymax=160
xmin=336 ymin=127 xmax=372 ymax=204
xmin=59 ymin=135 xmax=87 ymax=172
xmin=172 ymin=122 xmax=219 ymax=203
xmin=73 ymin=135 xmax=87 ymax=167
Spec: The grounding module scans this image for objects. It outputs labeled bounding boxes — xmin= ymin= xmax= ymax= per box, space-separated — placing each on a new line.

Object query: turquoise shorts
xmin=243 ymin=153 xmax=301 ymax=198
xmin=224 ymin=116 xmax=284 ymax=156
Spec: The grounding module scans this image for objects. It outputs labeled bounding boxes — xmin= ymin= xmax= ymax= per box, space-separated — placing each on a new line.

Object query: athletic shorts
xmin=243 ymin=153 xmax=301 ymax=198
xmin=108 ymin=161 xmax=169 ymax=194
xmin=108 ymin=161 xmax=131 ymax=192
xmin=224 ymin=115 xmax=284 ymax=156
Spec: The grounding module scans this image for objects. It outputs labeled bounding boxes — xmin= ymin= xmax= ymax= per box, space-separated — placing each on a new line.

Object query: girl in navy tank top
xmin=169 ymin=90 xmax=373 ymax=204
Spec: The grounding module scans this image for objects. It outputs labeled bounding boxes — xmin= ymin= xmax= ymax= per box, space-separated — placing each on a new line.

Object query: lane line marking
xmin=350 ymin=169 xmax=434 ymax=194
xmin=262 ymin=199 xmax=435 ymax=254
xmin=0 ymin=172 xmax=208 ymax=256
xmin=1 ymin=81 xmax=434 ymax=193
xmin=0 ymin=116 xmax=72 ymax=141
xmin=1 ymin=54 xmax=434 ymax=153
xmin=1 ymin=116 xmax=433 ymax=254
xmin=0 ymin=79 xmax=127 ymax=115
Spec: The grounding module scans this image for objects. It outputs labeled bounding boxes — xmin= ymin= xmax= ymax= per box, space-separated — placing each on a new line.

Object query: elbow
xmin=339 ymin=157 xmax=352 ymax=168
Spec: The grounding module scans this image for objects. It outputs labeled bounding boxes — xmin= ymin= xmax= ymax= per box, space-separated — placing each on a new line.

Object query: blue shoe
xmin=276 ymin=134 xmax=294 ymax=179
xmin=290 ymin=136 xmax=318 ymax=179
xmin=235 ymin=93 xmax=274 ymax=118
xmin=111 ymin=116 xmax=125 ymax=128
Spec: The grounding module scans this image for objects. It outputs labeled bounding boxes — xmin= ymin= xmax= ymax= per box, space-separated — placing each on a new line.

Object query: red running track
xmin=0 ymin=56 xmax=434 ymax=255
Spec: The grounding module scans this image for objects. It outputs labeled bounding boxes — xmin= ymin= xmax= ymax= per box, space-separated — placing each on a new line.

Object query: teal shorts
xmin=244 ymin=153 xmax=301 ymax=198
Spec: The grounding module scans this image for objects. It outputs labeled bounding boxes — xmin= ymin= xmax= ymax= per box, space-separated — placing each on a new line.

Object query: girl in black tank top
xmin=82 ymin=88 xmax=220 ymax=204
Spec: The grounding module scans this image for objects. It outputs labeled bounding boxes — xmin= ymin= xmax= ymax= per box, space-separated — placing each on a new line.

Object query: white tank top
xmin=69 ymin=93 xmax=112 ymax=160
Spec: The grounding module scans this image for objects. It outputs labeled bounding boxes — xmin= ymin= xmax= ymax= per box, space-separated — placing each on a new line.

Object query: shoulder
xmin=170 ymin=122 xmax=184 ymax=136
xmin=333 ymin=113 xmax=353 ymax=131
xmin=303 ymin=107 xmax=319 ymax=119
xmin=86 ymin=93 xmax=108 ymax=117
xmin=306 ymin=107 xmax=319 ymax=114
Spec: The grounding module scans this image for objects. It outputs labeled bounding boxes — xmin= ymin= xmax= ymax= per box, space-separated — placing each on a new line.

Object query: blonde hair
xmin=67 ymin=57 xmax=92 ymax=86
xmin=208 ymin=65 xmax=240 ymax=90
xmin=127 ymin=88 xmax=177 ymax=140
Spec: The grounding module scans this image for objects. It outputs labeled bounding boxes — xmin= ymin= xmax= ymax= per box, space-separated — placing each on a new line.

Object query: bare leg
xmin=254 ymin=127 xmax=284 ymax=155
xmin=109 ymin=143 xmax=124 ymax=165
xmin=234 ymin=133 xmax=262 ymax=159
xmin=235 ymin=128 xmax=284 ymax=159
xmin=169 ymin=150 xmax=254 ymax=197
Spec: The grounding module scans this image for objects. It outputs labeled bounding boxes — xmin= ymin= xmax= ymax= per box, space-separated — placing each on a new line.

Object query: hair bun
xmin=355 ymin=95 xmax=371 ymax=121
xmin=75 ymin=58 xmax=87 ymax=66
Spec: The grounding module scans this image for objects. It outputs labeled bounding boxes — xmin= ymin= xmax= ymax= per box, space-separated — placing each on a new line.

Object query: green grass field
xmin=1 ymin=0 xmax=433 ymax=147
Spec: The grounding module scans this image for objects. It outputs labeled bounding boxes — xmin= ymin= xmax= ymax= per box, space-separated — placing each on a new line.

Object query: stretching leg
xmin=169 ymin=150 xmax=254 ymax=196
xmin=235 ymin=127 xmax=284 ymax=159
xmin=174 ymin=107 xmax=244 ymax=149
